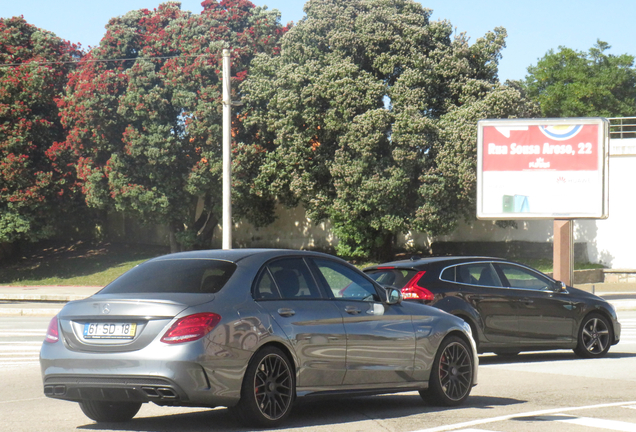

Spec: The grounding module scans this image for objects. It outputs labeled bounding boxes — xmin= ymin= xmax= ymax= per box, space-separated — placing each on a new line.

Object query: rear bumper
xmin=40 ymin=340 xmax=248 ymax=408
xmin=43 ymin=374 xmax=187 ymax=405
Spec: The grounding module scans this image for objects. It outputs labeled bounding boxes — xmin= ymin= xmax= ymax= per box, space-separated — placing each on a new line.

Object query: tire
xmin=79 ymin=400 xmax=141 ymax=423
xmin=233 ymin=346 xmax=295 ymax=428
xmin=574 ymin=313 xmax=612 ymax=358
xmin=420 ymin=335 xmax=474 ymax=406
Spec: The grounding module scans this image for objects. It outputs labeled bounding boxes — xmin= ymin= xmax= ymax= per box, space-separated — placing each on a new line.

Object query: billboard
xmin=477 ymin=118 xmax=609 ymax=219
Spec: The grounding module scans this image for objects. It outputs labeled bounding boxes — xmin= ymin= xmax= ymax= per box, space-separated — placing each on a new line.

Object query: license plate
xmin=83 ymin=322 xmax=137 ymax=339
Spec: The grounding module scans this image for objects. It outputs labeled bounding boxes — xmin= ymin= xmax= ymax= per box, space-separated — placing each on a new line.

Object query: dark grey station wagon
xmin=365 ymin=256 xmax=621 ymax=358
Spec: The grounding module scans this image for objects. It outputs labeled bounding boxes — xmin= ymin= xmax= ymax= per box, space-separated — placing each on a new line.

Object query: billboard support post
xmin=553 ymin=219 xmax=574 ymax=286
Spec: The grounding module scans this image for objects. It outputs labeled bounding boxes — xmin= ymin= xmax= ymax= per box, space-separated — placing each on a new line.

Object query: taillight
xmin=402 ymin=271 xmax=434 ymax=301
xmin=44 ymin=316 xmax=59 ymax=343
xmin=160 ymin=313 xmax=221 ymax=344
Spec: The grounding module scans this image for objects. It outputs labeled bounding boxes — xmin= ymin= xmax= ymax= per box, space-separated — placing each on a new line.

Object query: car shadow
xmin=479 ymin=350 xmax=636 ymax=365
xmin=77 ymin=394 xmax=524 ymax=431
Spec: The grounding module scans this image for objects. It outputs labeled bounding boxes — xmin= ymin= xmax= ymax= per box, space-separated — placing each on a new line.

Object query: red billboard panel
xmin=477 ymin=118 xmax=609 ymax=219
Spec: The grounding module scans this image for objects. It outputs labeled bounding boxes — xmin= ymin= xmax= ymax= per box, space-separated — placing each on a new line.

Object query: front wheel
xmin=420 ymin=335 xmax=474 ymax=406
xmin=233 ymin=346 xmax=295 ymax=428
xmin=79 ymin=400 xmax=141 ymax=423
xmin=574 ymin=313 xmax=612 ymax=358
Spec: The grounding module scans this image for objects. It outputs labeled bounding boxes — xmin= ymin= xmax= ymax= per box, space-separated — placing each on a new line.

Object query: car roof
xmin=365 ymin=256 xmax=509 ymax=270
xmin=147 ymin=248 xmax=340 ymax=264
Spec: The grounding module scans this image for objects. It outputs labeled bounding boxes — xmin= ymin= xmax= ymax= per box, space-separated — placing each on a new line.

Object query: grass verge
xmin=0 ymin=241 xmax=169 ymax=287
xmin=0 ymin=242 xmax=604 ymax=287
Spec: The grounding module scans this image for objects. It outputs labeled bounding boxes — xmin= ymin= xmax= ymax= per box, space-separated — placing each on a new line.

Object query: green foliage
xmin=242 ymin=0 xmax=535 ymax=259
xmin=524 ymin=40 xmax=636 ymax=117
xmin=60 ymin=1 xmax=286 ymax=251
xmin=0 ymin=17 xmax=87 ymax=243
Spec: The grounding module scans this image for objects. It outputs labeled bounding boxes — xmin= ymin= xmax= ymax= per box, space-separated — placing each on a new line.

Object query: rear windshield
xmin=100 ymin=259 xmax=237 ymax=294
xmin=365 ymin=268 xmax=418 ymax=288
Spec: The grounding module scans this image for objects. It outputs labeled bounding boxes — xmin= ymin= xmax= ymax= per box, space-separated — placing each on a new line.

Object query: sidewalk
xmin=0 ymin=285 xmax=101 ymax=316
xmin=1 ymin=282 xmax=635 ymax=317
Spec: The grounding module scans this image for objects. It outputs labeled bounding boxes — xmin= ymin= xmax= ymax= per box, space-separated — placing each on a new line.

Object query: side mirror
xmin=556 ymin=281 xmax=568 ymax=293
xmin=385 ymin=287 xmax=403 ymax=305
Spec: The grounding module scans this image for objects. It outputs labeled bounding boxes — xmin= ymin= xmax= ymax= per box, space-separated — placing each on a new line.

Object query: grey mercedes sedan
xmin=40 ymin=249 xmax=478 ymax=427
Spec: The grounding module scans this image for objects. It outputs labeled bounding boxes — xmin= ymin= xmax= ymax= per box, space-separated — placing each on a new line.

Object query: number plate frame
xmin=83 ymin=322 xmax=137 ymax=339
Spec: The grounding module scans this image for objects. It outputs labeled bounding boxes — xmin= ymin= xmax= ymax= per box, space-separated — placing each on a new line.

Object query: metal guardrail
xmin=607 ymin=117 xmax=636 ymax=140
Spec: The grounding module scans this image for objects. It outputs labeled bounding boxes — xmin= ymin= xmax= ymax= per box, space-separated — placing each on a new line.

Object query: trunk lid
xmin=58 ymin=293 xmax=214 ymax=353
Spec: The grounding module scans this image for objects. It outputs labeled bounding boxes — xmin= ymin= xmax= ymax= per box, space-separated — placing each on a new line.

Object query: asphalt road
xmin=1 ymin=312 xmax=635 ymax=432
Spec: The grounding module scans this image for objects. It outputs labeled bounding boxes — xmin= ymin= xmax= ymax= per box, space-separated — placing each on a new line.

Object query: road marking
xmin=448 ymin=430 xmax=492 ymax=432
xmin=411 ymin=400 xmax=636 ymax=432
xmin=538 ymin=414 xmax=636 ymax=431
xmin=619 ymin=319 xmax=636 ymax=344
xmin=0 ymin=341 xmax=41 ymax=365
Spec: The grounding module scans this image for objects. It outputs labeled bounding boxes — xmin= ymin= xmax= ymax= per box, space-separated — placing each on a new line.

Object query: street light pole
xmin=222 ymin=49 xmax=232 ymax=250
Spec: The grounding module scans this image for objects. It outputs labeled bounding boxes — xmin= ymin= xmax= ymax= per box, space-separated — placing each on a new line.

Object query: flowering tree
xmin=60 ymin=1 xmax=286 ymax=251
xmin=243 ymin=0 xmax=536 ymax=259
xmin=0 ymin=17 xmax=83 ymax=243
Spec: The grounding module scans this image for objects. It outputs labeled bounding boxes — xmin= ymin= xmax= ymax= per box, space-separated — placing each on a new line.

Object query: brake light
xmin=402 ymin=271 xmax=434 ymax=301
xmin=160 ymin=313 xmax=221 ymax=344
xmin=44 ymin=316 xmax=59 ymax=343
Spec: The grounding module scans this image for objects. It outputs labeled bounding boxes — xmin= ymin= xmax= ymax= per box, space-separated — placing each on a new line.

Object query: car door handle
xmin=277 ymin=308 xmax=295 ymax=317
xmin=518 ymin=298 xmax=534 ymax=304
xmin=344 ymin=306 xmax=361 ymax=315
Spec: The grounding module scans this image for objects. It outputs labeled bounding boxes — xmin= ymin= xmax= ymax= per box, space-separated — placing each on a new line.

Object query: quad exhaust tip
xmin=44 ymin=385 xmax=67 ymax=396
xmin=141 ymin=386 xmax=178 ymax=399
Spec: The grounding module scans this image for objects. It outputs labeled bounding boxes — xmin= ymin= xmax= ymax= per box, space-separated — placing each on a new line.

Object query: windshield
xmin=365 ymin=268 xmax=418 ymax=288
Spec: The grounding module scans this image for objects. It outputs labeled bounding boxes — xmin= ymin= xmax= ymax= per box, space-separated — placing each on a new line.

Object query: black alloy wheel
xmin=234 ymin=346 xmax=295 ymax=427
xmin=574 ymin=313 xmax=612 ymax=358
xmin=420 ymin=335 xmax=473 ymax=406
xmin=79 ymin=400 xmax=142 ymax=423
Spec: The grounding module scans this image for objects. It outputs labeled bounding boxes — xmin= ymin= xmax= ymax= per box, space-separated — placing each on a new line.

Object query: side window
xmin=313 ymin=258 xmax=379 ymax=301
xmin=496 ymin=263 xmax=552 ymax=291
xmin=253 ymin=270 xmax=280 ymax=300
xmin=268 ymin=258 xmax=322 ymax=299
xmin=456 ymin=263 xmax=502 ymax=287
xmin=440 ymin=266 xmax=456 ymax=282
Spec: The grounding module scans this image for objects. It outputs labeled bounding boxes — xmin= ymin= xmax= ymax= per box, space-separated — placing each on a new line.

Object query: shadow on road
xmin=77 ymin=394 xmax=524 ymax=431
xmin=479 ymin=350 xmax=636 ymax=366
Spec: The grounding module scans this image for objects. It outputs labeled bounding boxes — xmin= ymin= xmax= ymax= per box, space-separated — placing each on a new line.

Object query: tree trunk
xmin=194 ymin=213 xmax=218 ymax=250
xmin=168 ymin=223 xmax=180 ymax=254
xmin=373 ymin=231 xmax=395 ymax=262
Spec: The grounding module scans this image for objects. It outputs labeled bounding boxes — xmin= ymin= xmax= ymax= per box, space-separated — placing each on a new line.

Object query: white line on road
xmin=0 ymin=357 xmax=39 ymax=361
xmin=538 ymin=414 xmax=636 ymax=431
xmin=0 ymin=345 xmax=41 ymax=351
xmin=411 ymin=400 xmax=636 ymax=432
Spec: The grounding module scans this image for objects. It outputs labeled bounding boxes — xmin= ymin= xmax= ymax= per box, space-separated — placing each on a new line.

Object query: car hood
xmin=566 ymin=286 xmax=609 ymax=303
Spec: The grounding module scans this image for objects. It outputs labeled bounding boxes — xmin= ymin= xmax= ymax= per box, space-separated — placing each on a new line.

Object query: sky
xmin=2 ymin=0 xmax=636 ymax=82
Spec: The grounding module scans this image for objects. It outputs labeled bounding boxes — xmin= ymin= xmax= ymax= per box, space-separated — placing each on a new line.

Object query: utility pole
xmin=222 ymin=49 xmax=232 ymax=250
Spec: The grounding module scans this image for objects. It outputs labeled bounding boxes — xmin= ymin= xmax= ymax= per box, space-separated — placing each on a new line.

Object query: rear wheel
xmin=79 ymin=400 xmax=141 ymax=423
xmin=233 ymin=346 xmax=295 ymax=428
xmin=420 ymin=335 xmax=474 ymax=406
xmin=574 ymin=313 xmax=612 ymax=358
